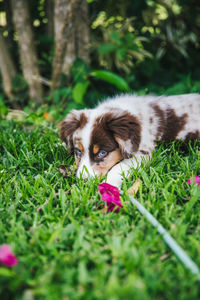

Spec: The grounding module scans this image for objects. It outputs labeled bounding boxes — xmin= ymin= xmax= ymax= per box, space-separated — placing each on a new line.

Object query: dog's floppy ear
xmin=60 ymin=110 xmax=88 ymax=153
xmin=105 ymin=112 xmax=141 ymax=158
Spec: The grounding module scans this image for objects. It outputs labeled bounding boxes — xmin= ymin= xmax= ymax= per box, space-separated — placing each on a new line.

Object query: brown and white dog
xmin=60 ymin=94 xmax=200 ymax=187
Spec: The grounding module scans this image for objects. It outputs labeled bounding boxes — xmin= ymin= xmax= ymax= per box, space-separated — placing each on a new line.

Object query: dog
xmin=60 ymin=94 xmax=200 ymax=187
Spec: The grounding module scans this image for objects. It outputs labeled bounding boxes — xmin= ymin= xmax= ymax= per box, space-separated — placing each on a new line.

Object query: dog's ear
xmin=104 ymin=112 xmax=141 ymax=158
xmin=60 ymin=110 xmax=88 ymax=153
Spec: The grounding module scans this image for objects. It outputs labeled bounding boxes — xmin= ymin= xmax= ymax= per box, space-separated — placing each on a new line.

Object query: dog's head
xmin=60 ymin=108 xmax=141 ymax=179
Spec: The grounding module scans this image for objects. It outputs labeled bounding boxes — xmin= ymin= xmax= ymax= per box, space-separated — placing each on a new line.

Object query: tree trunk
xmin=51 ymin=0 xmax=71 ymax=91
xmin=62 ymin=0 xmax=89 ymax=73
xmin=3 ymin=0 xmax=14 ymax=49
xmin=11 ymin=0 xmax=43 ymax=103
xmin=75 ymin=0 xmax=90 ymax=63
xmin=51 ymin=0 xmax=90 ymax=92
xmin=0 ymin=32 xmax=16 ymax=99
xmin=46 ymin=0 xmax=54 ymax=37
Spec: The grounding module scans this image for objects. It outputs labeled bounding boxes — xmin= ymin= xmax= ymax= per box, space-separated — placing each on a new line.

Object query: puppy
xmin=60 ymin=94 xmax=200 ymax=187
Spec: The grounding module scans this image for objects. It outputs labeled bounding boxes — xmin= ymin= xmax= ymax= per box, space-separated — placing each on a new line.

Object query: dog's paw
xmin=106 ymin=168 xmax=123 ymax=188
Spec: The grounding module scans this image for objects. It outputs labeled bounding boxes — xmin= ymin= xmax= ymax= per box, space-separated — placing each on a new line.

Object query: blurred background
xmin=0 ymin=0 xmax=200 ymax=120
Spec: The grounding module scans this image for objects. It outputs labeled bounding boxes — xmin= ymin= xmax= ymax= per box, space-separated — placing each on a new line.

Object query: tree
xmin=11 ymin=0 xmax=43 ymax=104
xmin=46 ymin=0 xmax=54 ymax=37
xmin=0 ymin=32 xmax=16 ymax=99
xmin=62 ymin=0 xmax=89 ymax=74
xmin=51 ymin=0 xmax=90 ymax=91
xmin=0 ymin=0 xmax=90 ymax=103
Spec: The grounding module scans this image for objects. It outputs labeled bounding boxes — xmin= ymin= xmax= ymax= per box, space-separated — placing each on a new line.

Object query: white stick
xmin=129 ymin=195 xmax=200 ymax=281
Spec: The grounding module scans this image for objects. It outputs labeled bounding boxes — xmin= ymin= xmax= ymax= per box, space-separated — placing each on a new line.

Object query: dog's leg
xmin=106 ymin=153 xmax=150 ymax=188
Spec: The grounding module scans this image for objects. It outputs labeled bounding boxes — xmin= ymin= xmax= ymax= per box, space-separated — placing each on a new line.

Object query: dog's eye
xmin=97 ymin=150 xmax=107 ymax=159
xmin=75 ymin=148 xmax=82 ymax=156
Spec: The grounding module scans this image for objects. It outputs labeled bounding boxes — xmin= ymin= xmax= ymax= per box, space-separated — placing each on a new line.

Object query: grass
xmin=0 ymin=119 xmax=200 ymax=300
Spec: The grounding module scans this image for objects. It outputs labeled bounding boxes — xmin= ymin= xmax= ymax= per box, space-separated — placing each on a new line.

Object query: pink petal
xmin=98 ymin=183 xmax=122 ymax=212
xmin=194 ymin=176 xmax=200 ymax=185
xmin=187 ymin=176 xmax=200 ymax=186
xmin=98 ymin=183 xmax=120 ymax=200
xmin=0 ymin=244 xmax=18 ymax=267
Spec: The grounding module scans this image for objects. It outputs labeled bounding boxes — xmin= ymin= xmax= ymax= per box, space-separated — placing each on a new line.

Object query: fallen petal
xmin=0 ymin=244 xmax=18 ymax=267
xmin=187 ymin=176 xmax=200 ymax=186
xmin=98 ymin=183 xmax=120 ymax=200
xmin=98 ymin=183 xmax=122 ymax=212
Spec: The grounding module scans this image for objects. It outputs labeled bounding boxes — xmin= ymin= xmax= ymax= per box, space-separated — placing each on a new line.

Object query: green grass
xmin=0 ymin=119 xmax=200 ymax=300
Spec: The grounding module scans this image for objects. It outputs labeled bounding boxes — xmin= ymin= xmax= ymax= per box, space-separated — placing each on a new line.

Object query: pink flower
xmin=0 ymin=244 xmax=18 ymax=267
xmin=187 ymin=176 xmax=200 ymax=186
xmin=98 ymin=183 xmax=122 ymax=212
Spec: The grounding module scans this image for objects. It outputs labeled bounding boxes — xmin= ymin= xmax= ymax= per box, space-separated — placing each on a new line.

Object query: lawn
xmin=0 ymin=118 xmax=200 ymax=300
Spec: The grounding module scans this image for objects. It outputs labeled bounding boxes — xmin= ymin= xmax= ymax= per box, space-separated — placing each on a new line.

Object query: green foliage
xmin=155 ymin=21 xmax=198 ymax=60
xmin=0 ymin=96 xmax=8 ymax=119
xmin=90 ymin=70 xmax=130 ymax=91
xmin=53 ymin=87 xmax=72 ymax=104
xmin=71 ymin=58 xmax=90 ymax=83
xmin=10 ymin=75 xmax=29 ymax=107
xmin=1 ymin=0 xmax=200 ymax=109
xmin=136 ymin=75 xmax=200 ymax=96
xmin=52 ymin=59 xmax=131 ymax=108
xmin=92 ymin=12 xmax=152 ymax=75
xmin=72 ymin=81 xmax=90 ymax=104
xmin=12 ymin=75 xmax=27 ymax=93
xmin=97 ymin=30 xmax=152 ymax=74
xmin=164 ymin=75 xmax=197 ymax=95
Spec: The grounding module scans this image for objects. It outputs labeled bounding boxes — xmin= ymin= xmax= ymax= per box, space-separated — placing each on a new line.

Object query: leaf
xmin=127 ymin=178 xmax=141 ymax=196
xmin=90 ymin=70 xmax=130 ymax=91
xmin=110 ymin=31 xmax=121 ymax=45
xmin=72 ymin=81 xmax=90 ymax=104
xmin=116 ymin=48 xmax=127 ymax=60
xmin=160 ymin=253 xmax=169 ymax=261
xmin=53 ymin=90 xmax=60 ymax=103
xmin=141 ymin=170 xmax=150 ymax=187
xmin=0 ymin=267 xmax=13 ymax=277
xmin=71 ymin=59 xmax=89 ymax=83
xmin=59 ymin=87 xmax=72 ymax=98
xmin=128 ymin=50 xmax=144 ymax=60
xmin=98 ymin=43 xmax=116 ymax=55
